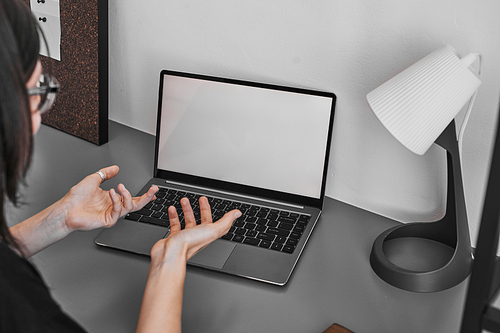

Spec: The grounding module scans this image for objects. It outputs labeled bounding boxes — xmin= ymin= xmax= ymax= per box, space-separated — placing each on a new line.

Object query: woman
xmin=0 ymin=1 xmax=241 ymax=332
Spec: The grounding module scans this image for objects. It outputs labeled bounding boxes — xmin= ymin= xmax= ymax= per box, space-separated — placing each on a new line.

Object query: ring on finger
xmin=95 ymin=171 xmax=105 ymax=183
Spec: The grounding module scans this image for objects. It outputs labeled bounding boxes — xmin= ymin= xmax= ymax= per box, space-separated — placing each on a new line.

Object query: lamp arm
xmin=370 ymin=121 xmax=473 ymax=292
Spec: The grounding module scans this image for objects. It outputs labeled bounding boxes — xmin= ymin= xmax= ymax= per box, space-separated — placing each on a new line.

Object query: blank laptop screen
xmin=157 ymin=73 xmax=333 ymax=199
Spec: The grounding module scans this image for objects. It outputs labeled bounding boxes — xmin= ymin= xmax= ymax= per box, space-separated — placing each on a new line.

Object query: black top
xmin=0 ymin=241 xmax=86 ymax=332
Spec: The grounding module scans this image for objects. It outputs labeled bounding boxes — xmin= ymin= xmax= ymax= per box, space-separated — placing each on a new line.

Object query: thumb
xmin=215 ymin=210 xmax=241 ymax=235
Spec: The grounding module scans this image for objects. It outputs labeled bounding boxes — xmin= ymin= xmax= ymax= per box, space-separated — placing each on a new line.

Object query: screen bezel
xmin=153 ymin=69 xmax=336 ymax=210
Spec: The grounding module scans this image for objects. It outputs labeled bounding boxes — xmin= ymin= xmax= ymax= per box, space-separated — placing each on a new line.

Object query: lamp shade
xmin=367 ymin=45 xmax=481 ymax=155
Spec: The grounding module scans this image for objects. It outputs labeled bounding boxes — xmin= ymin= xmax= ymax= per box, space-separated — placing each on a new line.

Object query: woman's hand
xmin=149 ymin=196 xmax=240 ymax=273
xmin=62 ymin=165 xmax=158 ymax=233
xmin=11 ymin=165 xmax=158 ymax=257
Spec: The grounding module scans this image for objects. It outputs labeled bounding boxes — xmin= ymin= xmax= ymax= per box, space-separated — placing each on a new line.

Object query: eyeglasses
xmin=27 ymin=73 xmax=60 ymax=114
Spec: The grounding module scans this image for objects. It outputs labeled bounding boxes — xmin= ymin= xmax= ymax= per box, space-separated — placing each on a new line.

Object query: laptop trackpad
xmin=188 ymin=240 xmax=236 ymax=269
xmin=95 ymin=220 xmax=168 ymax=256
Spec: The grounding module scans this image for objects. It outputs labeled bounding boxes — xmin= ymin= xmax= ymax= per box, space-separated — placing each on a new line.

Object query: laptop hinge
xmin=165 ymin=180 xmax=305 ymax=210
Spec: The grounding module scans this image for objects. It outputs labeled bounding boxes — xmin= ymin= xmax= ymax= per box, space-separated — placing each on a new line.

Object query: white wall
xmin=108 ymin=0 xmax=500 ymax=248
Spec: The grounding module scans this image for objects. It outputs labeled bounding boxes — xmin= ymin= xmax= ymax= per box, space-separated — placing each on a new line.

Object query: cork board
xmin=28 ymin=0 xmax=108 ymax=145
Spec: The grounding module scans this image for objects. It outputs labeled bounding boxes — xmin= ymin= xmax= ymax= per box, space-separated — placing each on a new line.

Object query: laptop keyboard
xmin=125 ymin=186 xmax=311 ymax=254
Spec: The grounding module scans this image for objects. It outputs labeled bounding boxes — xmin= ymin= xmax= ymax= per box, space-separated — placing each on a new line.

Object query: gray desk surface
xmin=8 ymin=121 xmax=468 ymax=333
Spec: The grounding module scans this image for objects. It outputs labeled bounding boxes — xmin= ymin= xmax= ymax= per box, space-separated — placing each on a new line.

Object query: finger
xmin=117 ymin=183 xmax=133 ymax=211
xmin=108 ymin=188 xmax=123 ymax=225
xmin=128 ymin=185 xmax=158 ymax=212
xmin=198 ymin=197 xmax=213 ymax=224
xmin=97 ymin=165 xmax=120 ymax=183
xmin=168 ymin=206 xmax=181 ymax=235
xmin=143 ymin=185 xmax=159 ymax=202
xmin=95 ymin=171 xmax=106 ymax=184
xmin=181 ymin=198 xmax=196 ymax=228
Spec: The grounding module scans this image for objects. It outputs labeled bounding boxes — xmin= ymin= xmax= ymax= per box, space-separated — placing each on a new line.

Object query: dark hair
xmin=0 ymin=0 xmax=41 ymax=252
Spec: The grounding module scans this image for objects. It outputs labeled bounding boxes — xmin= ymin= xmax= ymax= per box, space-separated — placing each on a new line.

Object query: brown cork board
xmin=27 ymin=0 xmax=108 ymax=145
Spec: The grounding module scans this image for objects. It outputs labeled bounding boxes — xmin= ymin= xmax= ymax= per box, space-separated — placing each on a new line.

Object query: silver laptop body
xmin=95 ymin=70 xmax=336 ymax=286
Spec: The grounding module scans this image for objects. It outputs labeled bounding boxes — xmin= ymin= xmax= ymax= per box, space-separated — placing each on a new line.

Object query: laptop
xmin=95 ymin=69 xmax=336 ymax=286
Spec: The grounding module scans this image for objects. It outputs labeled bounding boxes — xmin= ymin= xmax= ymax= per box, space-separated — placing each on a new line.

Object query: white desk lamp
xmin=367 ymin=45 xmax=482 ymax=292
